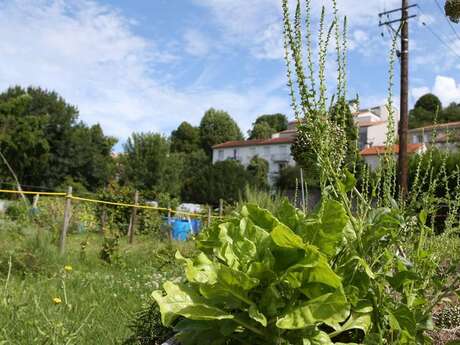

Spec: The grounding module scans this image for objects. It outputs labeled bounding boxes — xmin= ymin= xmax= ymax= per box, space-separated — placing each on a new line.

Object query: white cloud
xmin=432 ymin=76 xmax=460 ymax=105
xmin=413 ymin=76 xmax=460 ymax=106
xmin=412 ymin=86 xmax=431 ymax=101
xmin=193 ymin=0 xmax=399 ymax=60
xmin=0 ymin=0 xmax=291 ymax=143
xmin=183 ymin=29 xmax=210 ymax=57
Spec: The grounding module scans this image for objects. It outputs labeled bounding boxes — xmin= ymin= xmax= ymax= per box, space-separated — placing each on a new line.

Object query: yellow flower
xmin=64 ymin=265 xmax=73 ymax=272
xmin=53 ymin=297 xmax=62 ymax=305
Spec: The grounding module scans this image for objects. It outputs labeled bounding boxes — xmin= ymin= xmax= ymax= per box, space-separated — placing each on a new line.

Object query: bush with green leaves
xmin=153 ymin=197 xmax=446 ymax=344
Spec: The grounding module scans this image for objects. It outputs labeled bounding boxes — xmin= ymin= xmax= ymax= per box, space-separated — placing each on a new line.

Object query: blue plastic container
xmin=172 ymin=219 xmax=192 ymax=241
xmin=190 ymin=219 xmax=202 ymax=234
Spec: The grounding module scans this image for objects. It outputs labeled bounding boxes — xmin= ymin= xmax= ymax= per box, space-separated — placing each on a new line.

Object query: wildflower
xmin=64 ymin=265 xmax=73 ymax=272
xmin=53 ymin=297 xmax=62 ymax=304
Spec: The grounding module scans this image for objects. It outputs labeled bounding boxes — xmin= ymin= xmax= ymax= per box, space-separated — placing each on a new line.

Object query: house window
xmin=423 ymin=133 xmax=429 ymax=143
xmin=218 ymin=150 xmax=224 ymax=160
xmin=359 ymin=127 xmax=368 ymax=149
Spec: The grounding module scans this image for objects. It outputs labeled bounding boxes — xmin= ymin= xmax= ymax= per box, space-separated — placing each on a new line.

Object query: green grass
xmin=0 ymin=217 xmax=189 ymax=344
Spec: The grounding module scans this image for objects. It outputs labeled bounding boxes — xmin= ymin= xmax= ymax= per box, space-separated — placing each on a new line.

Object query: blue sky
xmin=0 ymin=0 xmax=459 ymax=147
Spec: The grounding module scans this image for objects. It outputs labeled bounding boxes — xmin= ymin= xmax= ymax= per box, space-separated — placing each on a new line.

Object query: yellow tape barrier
xmin=0 ymin=188 xmax=219 ymax=219
xmin=0 ymin=189 xmax=66 ymax=196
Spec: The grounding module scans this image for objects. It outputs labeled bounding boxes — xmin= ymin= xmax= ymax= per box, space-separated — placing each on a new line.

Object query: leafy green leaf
xmin=276 ymin=291 xmax=350 ymax=330
xmin=248 ymin=304 xmax=267 ymax=327
xmin=302 ymin=199 xmax=348 ymax=256
xmin=152 ymin=282 xmax=233 ymax=327
xmin=244 ymin=204 xmax=279 ymax=230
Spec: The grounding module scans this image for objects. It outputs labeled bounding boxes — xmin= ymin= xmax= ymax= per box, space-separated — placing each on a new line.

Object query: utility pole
xmin=379 ymin=1 xmax=416 ymax=197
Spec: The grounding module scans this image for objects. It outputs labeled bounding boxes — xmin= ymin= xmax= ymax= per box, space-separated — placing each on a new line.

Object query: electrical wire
xmin=417 ymin=5 xmax=460 ymax=60
xmin=433 ymin=0 xmax=460 ymax=41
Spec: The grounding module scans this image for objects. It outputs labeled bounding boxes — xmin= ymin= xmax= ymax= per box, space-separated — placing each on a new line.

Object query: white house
xmin=409 ymin=121 xmax=460 ymax=151
xmin=360 ymin=144 xmax=425 ymax=170
xmin=212 ymin=104 xmax=400 ymax=183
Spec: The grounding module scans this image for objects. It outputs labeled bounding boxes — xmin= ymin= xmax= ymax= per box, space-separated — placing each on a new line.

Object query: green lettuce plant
xmin=153 ymin=197 xmax=440 ymax=344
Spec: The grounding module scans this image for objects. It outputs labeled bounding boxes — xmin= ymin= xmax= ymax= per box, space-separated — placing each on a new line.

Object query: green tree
xmin=441 ymin=102 xmax=460 ymax=122
xmin=409 ymin=93 xmax=442 ymax=128
xmin=180 ymin=150 xmax=211 ymax=202
xmin=156 ymin=152 xmax=185 ymax=198
xmin=276 ymin=165 xmax=301 ymax=191
xmin=248 ymin=113 xmax=288 ymax=139
xmin=445 ymin=0 xmax=460 ymax=23
xmin=199 ymin=108 xmax=243 ymax=155
xmin=247 ymin=156 xmax=269 ymax=189
xmin=206 ymin=160 xmax=251 ymax=204
xmin=170 ymin=121 xmax=200 ymax=153
xmin=0 ymin=86 xmax=116 ymax=191
xmin=184 ymin=159 xmax=250 ymax=205
xmin=120 ymin=133 xmax=170 ymax=196
xmin=415 ymin=93 xmax=442 ymax=113
xmin=248 ymin=122 xmax=274 ymax=139
xmin=254 ymin=113 xmax=288 ymax=132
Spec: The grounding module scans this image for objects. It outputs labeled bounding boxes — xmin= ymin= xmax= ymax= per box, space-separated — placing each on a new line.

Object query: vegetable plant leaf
xmin=152 ymin=282 xmax=233 ymax=326
xmin=276 ymin=291 xmax=350 ymax=330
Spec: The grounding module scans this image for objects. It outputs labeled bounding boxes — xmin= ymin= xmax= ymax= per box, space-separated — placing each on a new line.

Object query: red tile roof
xmin=360 ymin=144 xmax=423 ymax=156
xmin=212 ymin=137 xmax=294 ymax=149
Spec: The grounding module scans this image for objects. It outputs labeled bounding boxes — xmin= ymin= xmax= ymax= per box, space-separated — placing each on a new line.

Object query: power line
xmin=422 ymin=21 xmax=460 ymax=59
xmin=433 ymin=0 xmax=460 ymax=41
xmin=417 ymin=4 xmax=460 ymax=60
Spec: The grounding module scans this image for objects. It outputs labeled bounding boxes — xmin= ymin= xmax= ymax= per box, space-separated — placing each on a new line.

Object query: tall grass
xmin=0 ymin=215 xmax=189 ymax=344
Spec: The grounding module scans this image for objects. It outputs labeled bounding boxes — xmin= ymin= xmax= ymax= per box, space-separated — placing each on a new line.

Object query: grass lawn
xmin=0 ymin=218 xmax=189 ymax=344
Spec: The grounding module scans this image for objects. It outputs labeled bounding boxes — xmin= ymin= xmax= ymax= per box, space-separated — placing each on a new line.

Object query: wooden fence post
xmin=32 ymin=194 xmax=40 ymax=208
xmin=167 ymin=208 xmax=172 ymax=241
xmin=127 ymin=191 xmax=139 ymax=244
xmin=300 ymin=168 xmax=306 ymax=213
xmin=219 ymin=199 xmax=223 ymax=218
xmin=207 ymin=207 xmax=212 ymax=226
xmin=59 ymin=186 xmax=72 ymax=255
xmin=100 ymin=207 xmax=107 ymax=234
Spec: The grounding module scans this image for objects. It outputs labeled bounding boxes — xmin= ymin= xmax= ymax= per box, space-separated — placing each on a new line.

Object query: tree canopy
xmin=409 ymin=93 xmax=460 ymax=128
xmin=248 ymin=113 xmax=288 ymax=139
xmin=120 ymin=133 xmax=171 ymax=197
xmin=170 ymin=121 xmax=201 ymax=153
xmin=445 ymin=0 xmax=460 ymax=23
xmin=0 ymin=86 xmax=116 ymax=192
xmin=249 ymin=122 xmax=274 ymax=139
xmin=199 ymin=108 xmax=243 ymax=155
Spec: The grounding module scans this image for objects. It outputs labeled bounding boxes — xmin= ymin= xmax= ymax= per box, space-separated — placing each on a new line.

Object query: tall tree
xmin=199 ymin=108 xmax=243 ymax=155
xmin=170 ymin=121 xmax=200 ymax=153
xmin=248 ymin=122 xmax=275 ymax=140
xmin=445 ymin=0 xmax=460 ymax=23
xmin=442 ymin=102 xmax=460 ymax=122
xmin=0 ymin=86 xmax=116 ymax=191
xmin=409 ymin=93 xmax=443 ymax=128
xmin=120 ymin=133 xmax=170 ymax=195
xmin=248 ymin=113 xmax=288 ymax=139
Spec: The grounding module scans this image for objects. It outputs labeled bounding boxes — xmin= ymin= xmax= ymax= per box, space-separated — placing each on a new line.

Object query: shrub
xmin=5 ymin=201 xmax=30 ymax=223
